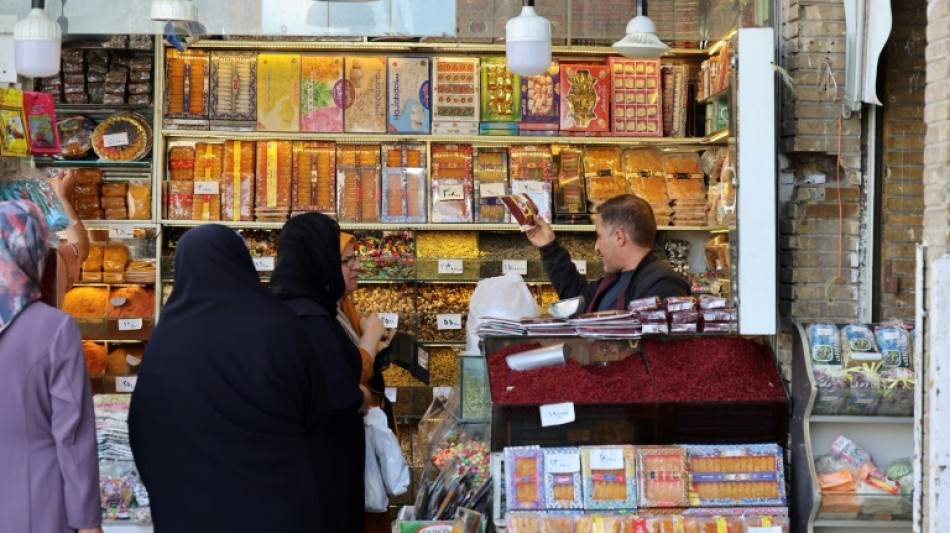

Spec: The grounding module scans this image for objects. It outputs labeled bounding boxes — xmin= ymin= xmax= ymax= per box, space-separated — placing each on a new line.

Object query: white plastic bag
xmin=366 ymin=407 xmax=410 ymax=496
xmin=364 ymin=427 xmax=388 ymax=512
xmin=465 ymin=273 xmax=540 ymax=354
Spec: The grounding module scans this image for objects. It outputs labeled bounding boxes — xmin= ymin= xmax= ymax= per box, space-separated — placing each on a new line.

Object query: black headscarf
xmin=271 ymin=212 xmax=345 ymax=311
xmin=129 ymin=224 xmax=326 ymax=532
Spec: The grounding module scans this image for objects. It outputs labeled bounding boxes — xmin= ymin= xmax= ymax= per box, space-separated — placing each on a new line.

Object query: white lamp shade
xmin=13 ymin=8 xmax=62 ymax=78
xmin=505 ymin=5 xmax=552 ymax=77
xmin=612 ymin=15 xmax=669 ymax=59
xmin=151 ymin=0 xmax=198 ymax=22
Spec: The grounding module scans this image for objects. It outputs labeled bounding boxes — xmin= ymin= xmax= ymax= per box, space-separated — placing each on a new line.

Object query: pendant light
xmin=612 ymin=0 xmax=669 ymax=59
xmin=13 ymin=0 xmax=61 ymax=78
xmin=151 ymin=0 xmax=198 ymax=22
xmin=505 ymin=0 xmax=551 ymax=77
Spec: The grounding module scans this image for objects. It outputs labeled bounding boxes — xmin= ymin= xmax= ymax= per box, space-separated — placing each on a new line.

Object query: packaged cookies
xmin=522 ymin=60 xmax=560 ymax=124
xmin=480 ymin=57 xmax=522 ymax=122
xmin=432 ymin=57 xmax=480 ymax=125
xmin=387 ymin=57 xmax=430 ymax=133
xmin=636 ymin=446 xmax=689 ymax=507
xmin=192 ymin=143 xmax=224 ymax=221
xmin=431 ymin=144 xmax=474 ymax=223
xmin=506 ymin=446 xmax=544 ymax=511
xmin=473 ymin=148 xmax=510 ymax=223
xmin=344 ymin=57 xmax=387 ymax=133
xmin=581 ymin=445 xmax=637 ymax=510
xmin=257 ymin=54 xmax=301 ymax=131
xmin=221 ymin=140 xmax=256 ymax=221
xmin=382 ymin=168 xmax=426 ymax=224
xmin=255 ymin=140 xmax=293 ymax=221
xmin=126 ymin=179 xmax=151 ymax=220
xmin=164 ymin=49 xmax=209 ymax=129
xmin=210 ymin=51 xmax=258 ymax=130
xmin=301 ymin=55 xmax=344 ymax=132
xmin=168 ymin=145 xmax=196 ymax=181
xmin=542 ymin=447 xmax=583 ymax=510
xmin=685 ymin=444 xmax=786 ymax=507
xmin=608 ymin=57 xmax=662 ymax=137
xmin=292 ymin=141 xmax=336 ymax=216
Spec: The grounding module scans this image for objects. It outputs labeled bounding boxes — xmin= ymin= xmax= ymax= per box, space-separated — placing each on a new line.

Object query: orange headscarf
xmin=339 ymin=232 xmax=362 ymax=336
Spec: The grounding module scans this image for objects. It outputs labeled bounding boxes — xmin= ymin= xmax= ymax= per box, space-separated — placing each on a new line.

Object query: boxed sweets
xmin=684 ymin=444 xmax=787 ymax=507
xmin=432 ymin=57 xmax=480 ymax=123
xmin=663 ymin=153 xmax=706 ymax=201
xmin=336 ymin=145 xmax=382 ymax=223
xmin=292 ymin=141 xmax=336 ymax=217
xmin=430 ymin=144 xmax=474 ymax=223
xmin=255 ymin=140 xmax=293 ymax=220
xmin=473 ymin=148 xmax=510 ymax=223
xmin=580 ymin=445 xmax=637 ymax=510
xmin=344 ymin=57 xmax=387 ymax=133
xmin=542 ymin=447 xmax=583 ymax=510
xmin=480 ymin=57 xmax=522 ymax=122
xmin=510 ymin=145 xmax=554 ymax=224
xmin=608 ymin=57 xmax=662 ymax=137
xmin=662 ymin=63 xmax=690 ymax=137
xmin=221 ymin=140 xmax=256 ymax=221
xmin=583 ymin=147 xmax=627 ymax=209
xmin=191 ymin=142 xmax=224 ymax=221
xmin=521 ymin=60 xmax=560 ymax=124
xmin=210 ymin=52 xmax=258 ymax=130
xmin=164 ymin=49 xmax=209 ymax=129
xmin=301 ymin=55 xmax=344 ymax=132
xmin=553 ymin=146 xmax=588 ymax=219
xmin=257 ymin=54 xmax=301 ymax=132
xmin=506 ymin=446 xmax=545 ymax=511
xmin=559 ymin=63 xmax=610 ymax=133
xmin=636 ymin=446 xmax=689 ymax=507
xmin=382 ymin=142 xmax=427 ymax=170
xmin=382 ymin=168 xmax=426 ymax=223
xmin=388 ymin=57 xmax=431 ymax=133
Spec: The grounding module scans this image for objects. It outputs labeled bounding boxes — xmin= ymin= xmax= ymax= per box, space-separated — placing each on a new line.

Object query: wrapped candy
xmin=842 ymin=363 xmax=882 ymax=416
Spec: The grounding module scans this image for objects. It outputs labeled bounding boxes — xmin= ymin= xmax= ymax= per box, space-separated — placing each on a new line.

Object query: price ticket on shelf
xmin=590 ymin=448 xmax=624 ymax=470
xmin=539 ymin=402 xmax=575 ymax=427
xmin=433 ymin=386 xmax=453 ymax=400
xmin=118 ymin=318 xmax=143 ymax=331
xmin=502 ymin=260 xmax=528 ymax=276
xmin=377 ymin=313 xmax=399 ymax=328
xmin=193 ymin=181 xmax=220 ymax=195
xmin=116 ymin=376 xmax=138 ymax=393
xmin=437 ymin=259 xmax=464 ymax=275
xmin=436 ymin=313 xmax=463 ymax=330
xmin=103 ymin=132 xmax=130 ymax=148
xmin=109 ymin=226 xmax=134 ymax=239
xmin=572 ymin=260 xmax=588 ymax=275
xmin=253 ymin=257 xmax=275 ymax=271
xmin=385 ymin=387 xmax=397 ymax=403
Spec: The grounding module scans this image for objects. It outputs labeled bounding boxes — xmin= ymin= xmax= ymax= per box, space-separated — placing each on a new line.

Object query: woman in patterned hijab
xmin=0 ymin=199 xmax=48 ymax=333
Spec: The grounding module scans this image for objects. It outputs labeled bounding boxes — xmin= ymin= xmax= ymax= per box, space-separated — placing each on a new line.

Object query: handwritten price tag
xmin=385 ymin=387 xmax=398 ymax=403
xmin=253 ymin=257 xmax=275 ymax=271
xmin=441 ymin=184 xmax=465 ymax=201
xmin=545 ymin=452 xmax=581 ymax=473
xmin=433 ymin=386 xmax=453 ymax=400
xmin=437 ymin=313 xmax=463 ymax=330
xmin=521 ymin=181 xmax=545 ymax=195
xmin=193 ymin=181 xmax=220 ymax=195
xmin=540 ymin=402 xmax=576 ymax=427
xmin=103 ymin=132 xmax=129 ymax=148
xmin=118 ymin=318 xmax=143 ymax=331
xmin=479 ymin=182 xmax=506 ymax=198
xmin=377 ymin=313 xmax=399 ymax=328
xmin=417 ymin=346 xmax=429 ymax=370
xmin=115 ymin=376 xmax=137 ymax=392
xmin=437 ymin=259 xmax=464 ymax=275
xmin=572 ymin=260 xmax=588 ymax=275
xmin=503 ymin=260 xmax=528 ymax=276
xmin=590 ymin=448 xmax=624 ymax=470
xmin=108 ymin=226 xmax=134 ymax=239
xmin=747 ymin=528 xmax=781 ymax=533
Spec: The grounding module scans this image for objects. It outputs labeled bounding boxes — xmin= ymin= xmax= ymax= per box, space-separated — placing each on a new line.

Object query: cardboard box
xmin=164 ymin=49 xmax=209 ymax=130
xmin=209 ymin=52 xmax=257 ymax=130
xmin=300 ymin=55 xmax=344 ymax=132
xmin=521 ymin=60 xmax=560 ymax=123
xmin=609 ymin=57 xmax=663 ymax=137
xmin=388 ymin=57 xmax=431 ymax=133
xmin=432 ymin=57 xmax=480 ymax=122
xmin=480 ymin=56 xmax=521 ymax=122
xmin=256 ymin=54 xmax=301 ymax=132
xmin=344 ymin=56 xmax=387 ymax=133
xmin=559 ymin=63 xmax=610 ymax=132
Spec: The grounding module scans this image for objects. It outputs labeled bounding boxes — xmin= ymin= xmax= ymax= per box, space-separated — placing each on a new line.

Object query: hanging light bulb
xmin=612 ymin=0 xmax=669 ymax=59
xmin=505 ymin=0 xmax=551 ymax=77
xmin=151 ymin=0 xmax=198 ymax=22
xmin=13 ymin=0 xmax=62 ymax=78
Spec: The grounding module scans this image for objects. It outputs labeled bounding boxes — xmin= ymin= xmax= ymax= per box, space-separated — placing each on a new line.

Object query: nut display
xmin=429 ymin=346 xmax=461 ymax=386
xmin=350 ymin=283 xmax=415 ymax=313
xmin=416 ymin=231 xmax=479 ymax=258
xmin=416 ymin=284 xmax=473 ymax=313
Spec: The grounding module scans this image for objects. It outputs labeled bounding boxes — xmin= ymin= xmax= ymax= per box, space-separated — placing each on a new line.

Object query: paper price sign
xmin=503 ymin=260 xmax=528 ymax=276
xmin=521 ymin=182 xmax=545 ymax=195
xmin=253 ymin=257 xmax=275 ymax=271
xmin=437 ymin=259 xmax=464 ymax=274
xmin=103 ymin=132 xmax=129 ymax=147
xmin=572 ymin=260 xmax=588 ymax=275
xmin=377 ymin=313 xmax=399 ymax=328
xmin=108 ymin=226 xmax=134 ymax=239
xmin=417 ymin=346 xmax=429 ymax=370
xmin=540 ymin=402 xmax=576 ymax=427
xmin=545 ymin=452 xmax=581 ymax=473
xmin=193 ymin=181 xmax=220 ymax=195
xmin=479 ymin=182 xmax=506 ymax=198
xmin=116 ymin=376 xmax=138 ymax=393
xmin=436 ymin=313 xmax=463 ymax=330
xmin=441 ymin=185 xmax=465 ymax=201
xmin=385 ymin=387 xmax=397 ymax=403
xmin=590 ymin=449 xmax=624 ymax=470
xmin=748 ymin=528 xmax=782 ymax=533
xmin=118 ymin=318 xmax=143 ymax=331
xmin=433 ymin=386 xmax=453 ymax=400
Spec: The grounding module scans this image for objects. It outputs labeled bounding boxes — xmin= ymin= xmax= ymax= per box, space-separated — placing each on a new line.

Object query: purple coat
xmin=0 ymin=302 xmax=101 ymax=532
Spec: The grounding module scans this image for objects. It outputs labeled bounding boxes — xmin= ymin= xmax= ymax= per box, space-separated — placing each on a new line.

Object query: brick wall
xmin=879 ymin=0 xmax=926 ymax=322
xmin=779 ymin=0 xmax=868 ymax=324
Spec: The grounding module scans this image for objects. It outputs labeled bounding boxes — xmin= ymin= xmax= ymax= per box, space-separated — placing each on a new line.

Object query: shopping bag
xmin=366 ymin=406 xmax=410 ymax=496
xmin=364 ymin=426 xmax=388 ymax=512
xmin=465 ymin=273 xmax=540 ymax=354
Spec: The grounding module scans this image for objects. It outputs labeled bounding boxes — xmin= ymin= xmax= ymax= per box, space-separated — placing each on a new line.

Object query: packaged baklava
xmin=542 ymin=447 xmax=583 ymax=510
xmin=583 ymin=147 xmax=626 ymax=208
xmin=387 ymin=56 xmax=431 ymax=133
xmin=168 ymin=145 xmax=196 ymax=181
xmin=191 ymin=143 xmax=224 ymax=221
xmin=560 ymin=63 xmax=610 ymax=132
xmin=210 ymin=51 xmax=258 ymax=130
xmin=432 ymin=57 xmax=480 ymax=123
xmin=165 ymin=181 xmax=193 ymax=220
xmin=126 ymin=179 xmax=151 ymax=221
xmin=553 ymin=146 xmax=587 ymax=218
xmin=381 ymin=168 xmax=426 ymax=224
xmin=344 ymin=57 xmax=387 ymax=133
xmin=521 ymin=60 xmax=560 ymax=124
xmin=473 ymin=148 xmax=509 ymax=223
xmin=505 ymin=446 xmax=544 ymax=511
xmin=431 ymin=144 xmax=474 ymax=223
xmin=292 ymin=141 xmax=336 ymax=216
xmin=359 ymin=167 xmax=382 ymax=223
xmin=684 ymin=444 xmax=787 ymax=507
xmin=164 ymin=49 xmax=209 ymax=129
xmin=255 ymin=140 xmax=293 ymax=220
xmin=608 ymin=57 xmax=663 ymax=137
xmin=538 ymin=514 xmax=573 ymax=533
xmin=510 ymin=145 xmax=554 ymax=223
xmin=221 ymin=140 xmax=256 ymax=221
xmin=507 ymin=513 xmax=541 ymax=533
xmin=580 ymin=445 xmax=637 ymax=510
xmin=636 ymin=446 xmax=689 ymax=507
xmin=336 ymin=145 xmax=382 ymax=223
xmin=480 ymin=56 xmax=522 ymax=122
xmin=663 ymin=153 xmax=706 ymax=201
xmin=382 ymin=142 xmax=426 ymax=170
xmin=257 ymin=54 xmax=301 ymax=132
xmin=301 ymin=55 xmax=344 ymax=133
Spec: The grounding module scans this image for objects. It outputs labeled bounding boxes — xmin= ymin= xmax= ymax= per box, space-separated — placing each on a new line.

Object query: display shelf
xmin=812 ymin=520 xmax=913 ymax=528
xmin=810 ymin=415 xmax=913 ymax=424
xmin=32 ymin=158 xmax=153 ymax=169
xmin=81 ymin=220 xmax=159 ymax=228
xmin=55 ymin=104 xmax=154 ymax=115
xmin=161 ymin=129 xmax=729 ymax=146
xmin=699 ymin=87 xmax=731 ymax=105
xmin=158 ymin=219 xmax=733 ymax=233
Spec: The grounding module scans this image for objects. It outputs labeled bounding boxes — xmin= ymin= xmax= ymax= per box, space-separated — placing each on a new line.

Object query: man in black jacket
xmin=527 ymin=194 xmax=690 ymax=313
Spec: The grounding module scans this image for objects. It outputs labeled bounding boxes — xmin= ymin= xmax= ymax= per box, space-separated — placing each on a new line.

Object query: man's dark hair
xmin=596 ymin=194 xmax=657 ymax=248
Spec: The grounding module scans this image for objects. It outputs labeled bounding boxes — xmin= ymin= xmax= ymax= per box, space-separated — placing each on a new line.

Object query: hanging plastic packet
xmin=23 ymin=91 xmax=61 ymax=156
xmin=875 ymin=321 xmax=912 ymax=369
xmin=809 ymin=323 xmax=841 ymax=365
xmin=840 ymin=324 xmax=881 ymax=367
xmin=0 ymin=88 xmax=29 ymax=157
xmin=164 ymin=20 xmax=208 ymax=52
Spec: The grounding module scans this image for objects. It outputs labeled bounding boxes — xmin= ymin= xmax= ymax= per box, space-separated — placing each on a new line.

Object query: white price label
xmin=103 ymin=132 xmax=130 ymax=147
xmin=503 ymin=260 xmax=528 ymax=276
xmin=108 ymin=226 xmax=134 ymax=239
xmin=433 ymin=386 xmax=453 ymax=400
xmin=115 ymin=376 xmax=138 ymax=393
xmin=590 ymin=448 xmax=625 ymax=470
xmin=521 ymin=181 xmax=545 ymax=194
xmin=193 ymin=181 xmax=220 ymax=195
xmin=385 ymin=387 xmax=398 ymax=403
xmin=441 ymin=184 xmax=465 ymax=201
xmin=377 ymin=313 xmax=399 ymax=328
xmin=540 ymin=402 xmax=576 ymax=427
xmin=748 ymin=528 xmax=782 ymax=533
xmin=436 ymin=313 xmax=463 ymax=330
xmin=118 ymin=318 xmax=143 ymax=331
xmin=253 ymin=257 xmax=276 ymax=271
xmin=417 ymin=346 xmax=429 ymax=370
xmin=479 ymin=182 xmax=506 ymax=198
xmin=545 ymin=452 xmax=581 ymax=473
xmin=572 ymin=260 xmax=588 ymax=275
xmin=437 ymin=259 xmax=464 ymax=274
